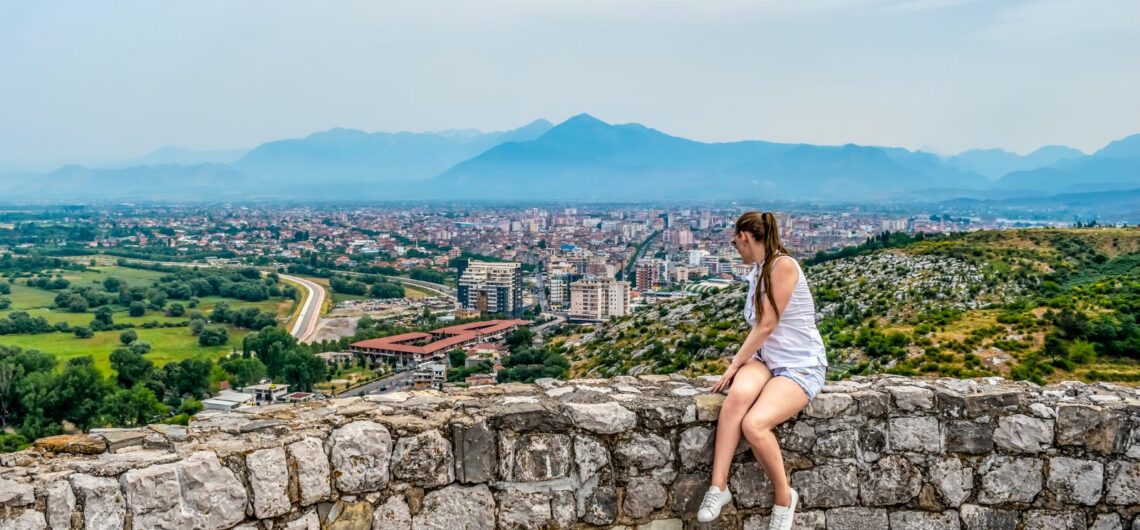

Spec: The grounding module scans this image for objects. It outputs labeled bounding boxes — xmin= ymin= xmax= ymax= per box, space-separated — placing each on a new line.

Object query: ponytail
xmin=735 ymin=211 xmax=789 ymax=322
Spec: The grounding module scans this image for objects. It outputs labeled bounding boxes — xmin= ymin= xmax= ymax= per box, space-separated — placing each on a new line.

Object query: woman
xmin=697 ymin=211 xmax=828 ymax=530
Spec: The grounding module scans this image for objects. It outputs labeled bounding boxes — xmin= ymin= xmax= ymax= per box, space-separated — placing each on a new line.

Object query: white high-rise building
xmin=569 ymin=278 xmax=632 ymax=322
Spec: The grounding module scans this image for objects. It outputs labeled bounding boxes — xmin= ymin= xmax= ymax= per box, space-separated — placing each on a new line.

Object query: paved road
xmin=336 ymin=370 xmax=415 ymax=397
xmin=280 ymin=274 xmax=326 ymax=342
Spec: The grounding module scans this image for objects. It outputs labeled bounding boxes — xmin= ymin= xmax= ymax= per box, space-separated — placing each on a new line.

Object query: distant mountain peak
xmin=1095 ymin=133 xmax=1140 ymax=158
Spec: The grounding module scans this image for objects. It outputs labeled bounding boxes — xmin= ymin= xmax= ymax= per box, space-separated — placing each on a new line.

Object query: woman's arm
xmin=711 ymin=258 xmax=798 ymax=393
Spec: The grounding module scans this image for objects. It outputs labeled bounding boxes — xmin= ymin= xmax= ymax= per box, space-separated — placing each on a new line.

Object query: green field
xmin=0 ymin=326 xmax=249 ymax=373
xmin=0 ymin=265 xmax=296 ymax=373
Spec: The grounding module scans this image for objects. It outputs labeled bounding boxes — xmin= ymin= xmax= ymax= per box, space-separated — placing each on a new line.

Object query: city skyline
xmin=3 ymin=0 xmax=1139 ymax=169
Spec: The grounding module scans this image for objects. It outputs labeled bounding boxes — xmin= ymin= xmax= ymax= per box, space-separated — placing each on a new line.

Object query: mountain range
xmin=2 ymin=114 xmax=1137 ymax=205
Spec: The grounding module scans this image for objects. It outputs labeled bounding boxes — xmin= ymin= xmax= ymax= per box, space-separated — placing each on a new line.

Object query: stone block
xmin=614 ymin=432 xmax=672 ymax=473
xmin=944 ymin=420 xmax=993 ymax=454
xmin=930 ymin=457 xmax=974 ymax=507
xmin=729 ymin=462 xmax=773 ymax=508
xmin=859 ymin=455 xmax=922 ymax=506
xmin=328 ymin=420 xmax=393 ymax=494
xmin=803 ymin=393 xmax=854 ymax=419
xmin=452 ymin=422 xmax=498 ymax=484
xmin=622 ymin=477 xmax=667 ymax=519
xmin=497 ymin=489 xmax=553 ymax=529
xmin=1056 ymin=404 xmax=1126 ymax=454
xmin=992 ymin=414 xmax=1053 ymax=453
xmin=373 ymin=495 xmax=411 ymax=530
xmin=246 ymin=446 xmax=290 ymax=519
xmin=393 ymin=430 xmax=454 ymax=487
xmin=1106 ymin=460 xmax=1140 ymax=505
xmin=1046 ymin=456 xmax=1103 ymax=505
xmin=1022 ymin=510 xmax=1086 ymax=530
xmin=499 ymin=433 xmax=573 ymax=482
xmin=792 ymin=464 xmax=858 ymax=508
xmin=412 ymin=484 xmax=495 ymax=530
xmin=889 ymin=510 xmax=961 ymax=530
xmin=564 ymin=402 xmax=637 ymax=434
xmin=960 ymin=504 xmax=1018 ymax=530
xmin=978 ymin=456 xmax=1042 ymax=504
xmin=825 ymin=507 xmax=887 ymax=530
xmin=287 ymin=436 xmax=332 ymax=506
xmin=889 ymin=416 xmax=940 ymax=453
xmin=887 ymin=386 xmax=934 ymax=412
xmin=851 ymin=390 xmax=889 ymax=417
xmin=937 ymin=390 xmax=1020 ymax=418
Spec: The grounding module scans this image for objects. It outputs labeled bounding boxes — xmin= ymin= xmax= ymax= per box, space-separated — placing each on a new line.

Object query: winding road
xmin=280 ymin=274 xmax=326 ymax=343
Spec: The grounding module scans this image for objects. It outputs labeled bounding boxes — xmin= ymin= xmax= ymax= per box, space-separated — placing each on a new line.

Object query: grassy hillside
xmin=554 ymin=227 xmax=1140 ymax=385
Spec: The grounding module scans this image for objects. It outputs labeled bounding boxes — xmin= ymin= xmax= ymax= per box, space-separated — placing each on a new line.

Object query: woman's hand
xmin=710 ymin=363 xmax=739 ymax=394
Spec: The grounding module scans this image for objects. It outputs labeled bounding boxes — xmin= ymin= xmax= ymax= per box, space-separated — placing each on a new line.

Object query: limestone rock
xmin=393 ymin=430 xmax=454 ymax=488
xmin=34 ymin=434 xmax=106 ymax=455
xmin=0 ymin=476 xmax=35 ymax=507
xmin=887 ymin=386 xmax=934 ymax=411
xmin=44 ymin=480 xmax=76 ymax=530
xmin=930 ymin=457 xmax=973 ymax=507
xmin=329 ymin=420 xmax=393 ymax=494
xmin=944 ymin=420 xmax=994 ymax=454
xmin=802 ymin=393 xmax=853 ymax=419
xmin=500 ymin=433 xmax=572 ymax=482
xmin=247 ymin=447 xmax=291 ymax=519
xmin=1090 ymin=513 xmax=1123 ymax=530
xmin=120 ymin=451 xmax=247 ymax=529
xmin=0 ymin=510 xmax=46 ymax=530
xmin=574 ymin=435 xmax=610 ymax=482
xmin=452 ymin=422 xmax=497 ymax=484
xmin=1046 ymin=457 xmax=1103 ymax=506
xmin=959 ymin=504 xmax=1019 ymax=530
xmin=1106 ymin=460 xmax=1140 ymax=505
xmin=978 ymin=456 xmax=1042 ymax=504
xmin=614 ymin=432 xmax=672 ymax=472
xmin=621 ymin=477 xmax=666 ymax=519
xmin=563 ymin=402 xmax=636 ymax=434
xmin=729 ymin=462 xmax=773 ymax=509
xmin=889 ymin=416 xmax=940 ymax=453
xmin=992 ymin=414 xmax=1053 ymax=453
xmin=71 ymin=474 xmax=125 ymax=530
xmin=372 ymin=495 xmax=412 ymax=530
xmin=889 ymin=510 xmax=961 ymax=530
xmin=824 ymin=507 xmax=887 ymax=530
xmin=288 ymin=436 xmax=332 ymax=506
xmin=412 ymin=483 xmax=495 ymax=530
xmin=814 ymin=429 xmax=857 ymax=458
xmin=324 ymin=500 xmax=374 ymax=530
xmin=678 ymin=426 xmax=712 ymax=470
xmin=1056 ymin=404 xmax=1126 ymax=454
xmin=860 ymin=455 xmax=922 ymax=506
xmin=1023 ymin=510 xmax=1086 ymax=530
xmin=792 ymin=464 xmax=858 ymax=508
xmin=497 ymin=489 xmax=552 ymax=529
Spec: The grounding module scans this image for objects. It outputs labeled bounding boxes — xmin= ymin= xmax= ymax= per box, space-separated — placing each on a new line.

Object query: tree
xmin=92 ymin=306 xmax=114 ymax=330
xmin=220 ymin=357 xmax=268 ymax=389
xmin=129 ymin=301 xmax=146 ymax=317
xmin=281 ymin=350 xmax=326 ymax=392
xmin=103 ymin=277 xmax=123 ymax=292
xmin=55 ymin=357 xmax=111 ymax=431
xmin=448 ymin=349 xmax=467 ymax=368
xmin=159 ymin=359 xmax=213 ymax=399
xmin=102 ymin=385 xmax=166 ymax=427
xmin=129 ymin=341 xmax=152 ymax=355
xmin=120 ymin=329 xmax=138 ymax=345
xmin=189 ymin=318 xmax=206 ymax=335
xmin=166 ymin=303 xmax=185 ymax=317
xmin=244 ymin=327 xmax=298 ymax=378
xmin=198 ymin=327 xmax=229 ymax=347
xmin=110 ymin=348 xmax=154 ymax=389
xmin=74 ymin=326 xmax=94 ymax=339
xmin=0 ymin=296 xmax=9 ymax=310
xmin=67 ymin=295 xmax=89 ymax=313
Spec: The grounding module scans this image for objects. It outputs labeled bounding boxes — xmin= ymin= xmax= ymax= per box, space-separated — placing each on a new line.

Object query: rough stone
xmin=814 ymin=429 xmax=857 ymax=458
xmin=120 ymin=451 xmax=247 ymax=530
xmin=1023 ymin=510 xmax=1087 ymax=530
xmin=889 ymin=416 xmax=940 ymax=453
xmin=792 ymin=464 xmax=858 ymax=508
xmin=1090 ymin=514 xmax=1123 ymax=530
xmin=500 ymin=433 xmax=572 ymax=482
xmin=33 ymin=434 xmax=106 ymax=455
xmin=930 ymin=457 xmax=974 ymax=507
xmin=71 ymin=474 xmax=124 ymax=530
xmin=324 ymin=500 xmax=373 ymax=530
xmin=329 ymin=420 xmax=393 ymax=493
xmin=287 ymin=436 xmax=332 ymax=506
xmin=285 ymin=510 xmax=320 ymax=530
xmin=803 ymin=393 xmax=854 ymax=419
xmin=938 ymin=390 xmax=1020 ymax=418
xmin=622 ymin=477 xmax=667 ymax=519
xmin=550 ymin=490 xmax=576 ymax=528
xmin=944 ymin=420 xmax=994 ymax=454
xmin=671 ymin=473 xmax=709 ymax=514
xmin=851 ymin=390 xmax=889 ymax=417
xmin=247 ymin=447 xmax=290 ymax=519
xmin=573 ymin=435 xmax=609 ymax=482
xmin=393 ymin=430 xmax=454 ymax=487
xmin=993 ymin=414 xmax=1054 ymax=453
xmin=372 ymin=495 xmax=412 ymax=530
xmin=889 ymin=510 xmax=961 ymax=530
xmin=412 ymin=484 xmax=495 ymax=530
xmin=0 ymin=510 xmax=46 ymax=530
xmin=678 ymin=426 xmax=713 ymax=470
xmin=730 ymin=462 xmax=774 ymax=509
xmin=497 ymin=489 xmax=552 ymax=529
xmin=1056 ymin=404 xmax=1127 ymax=454
xmin=579 ymin=482 xmax=617 ymax=526
xmin=888 ymin=386 xmax=935 ymax=412
xmin=860 ymin=455 xmax=922 ymax=506
xmin=614 ymin=432 xmax=672 ymax=472
xmin=978 ymin=456 xmax=1042 ymax=504
xmin=1047 ymin=456 xmax=1104 ymax=505
xmin=959 ymin=504 xmax=1019 ymax=530
xmin=777 ymin=421 xmax=816 ymax=453
xmin=44 ymin=480 xmax=76 ymax=530
xmin=694 ymin=394 xmax=725 ymax=422
xmin=0 ymin=476 xmax=34 ymax=506
xmin=1106 ymin=460 xmax=1140 ymax=505
xmin=452 ymin=422 xmax=497 ymax=484
xmin=825 ymin=507 xmax=887 ymax=530
xmin=563 ymin=402 xmax=636 ymax=434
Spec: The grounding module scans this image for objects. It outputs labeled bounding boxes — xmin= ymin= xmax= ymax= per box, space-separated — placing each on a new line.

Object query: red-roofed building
xmin=349 ymin=319 xmax=528 ymax=367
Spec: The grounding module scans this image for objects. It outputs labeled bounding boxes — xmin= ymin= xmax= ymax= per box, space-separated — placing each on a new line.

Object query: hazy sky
xmin=2 ymin=0 xmax=1138 ymax=169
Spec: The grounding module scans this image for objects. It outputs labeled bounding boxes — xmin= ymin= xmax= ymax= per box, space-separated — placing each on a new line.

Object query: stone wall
xmin=1 ymin=374 xmax=1139 ymax=530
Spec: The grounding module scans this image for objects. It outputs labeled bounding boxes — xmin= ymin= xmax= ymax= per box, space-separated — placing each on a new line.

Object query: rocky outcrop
xmin=1 ymin=375 xmax=1139 ymax=529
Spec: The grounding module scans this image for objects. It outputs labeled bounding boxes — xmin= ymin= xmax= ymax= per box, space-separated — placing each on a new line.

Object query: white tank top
xmin=744 ymin=254 xmax=828 ymax=369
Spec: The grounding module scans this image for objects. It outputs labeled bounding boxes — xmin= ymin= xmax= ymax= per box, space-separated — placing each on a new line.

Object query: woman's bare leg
xmin=741 ymin=377 xmax=809 ymax=506
xmin=710 ymin=360 xmax=771 ymax=489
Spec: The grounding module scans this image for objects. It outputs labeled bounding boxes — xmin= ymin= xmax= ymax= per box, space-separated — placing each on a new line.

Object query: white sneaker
xmin=696 ymin=485 xmax=732 ymax=523
xmin=768 ymin=488 xmax=798 ymax=530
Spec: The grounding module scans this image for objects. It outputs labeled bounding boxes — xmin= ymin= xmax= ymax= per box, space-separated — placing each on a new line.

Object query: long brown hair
xmin=735 ymin=211 xmax=789 ymax=321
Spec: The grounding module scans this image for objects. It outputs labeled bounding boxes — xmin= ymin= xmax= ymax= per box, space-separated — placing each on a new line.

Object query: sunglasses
xmin=730 ymin=238 xmax=739 ymax=249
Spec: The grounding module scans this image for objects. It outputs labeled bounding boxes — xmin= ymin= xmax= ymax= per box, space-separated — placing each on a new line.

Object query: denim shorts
xmin=769 ymin=364 xmax=827 ymax=400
